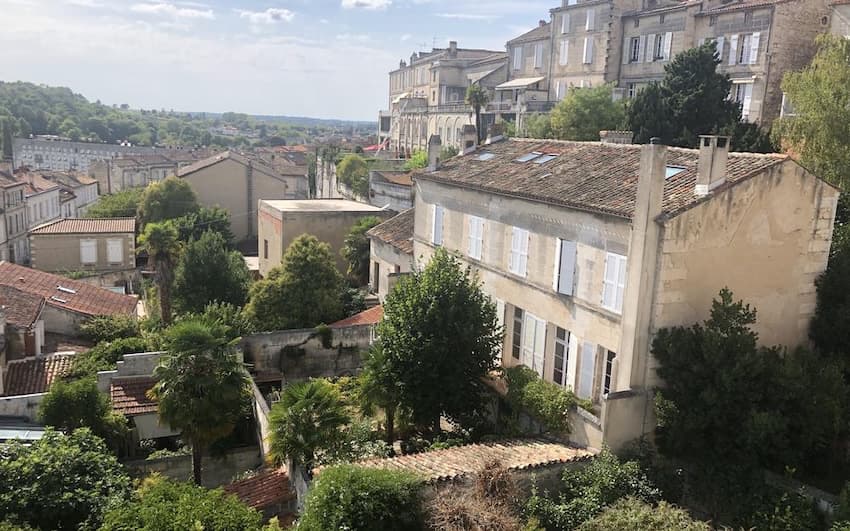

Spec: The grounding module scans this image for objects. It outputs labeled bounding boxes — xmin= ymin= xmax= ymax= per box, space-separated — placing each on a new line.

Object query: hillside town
xmin=1 ymin=0 xmax=850 ymax=529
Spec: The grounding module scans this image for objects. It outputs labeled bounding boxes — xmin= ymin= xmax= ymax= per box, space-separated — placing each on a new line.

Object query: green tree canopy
xmin=402 ymin=150 xmax=428 ymax=171
xmin=341 ymin=215 xmax=383 ymax=286
xmin=773 ymin=34 xmax=850 ymax=189
xmin=358 ymin=343 xmax=403 ymax=444
xmin=85 ymin=188 xmax=144 ymax=219
xmin=269 ymin=379 xmax=350 ymax=470
xmin=173 ymin=230 xmax=250 ymax=314
xmin=173 ymin=206 xmax=234 ymax=246
xmin=150 ymin=318 xmax=252 ymax=485
xmin=466 ymin=84 xmax=490 ymax=144
xmin=578 ymin=498 xmax=711 ymax=531
xmin=38 ymin=377 xmax=128 ymax=450
xmin=100 ymin=475 xmax=263 ymax=530
xmin=138 ymin=175 xmax=199 ymax=226
xmin=138 ymin=221 xmax=181 ymax=325
xmin=376 ymin=248 xmax=502 ymax=432
xmin=337 ymin=153 xmax=369 ymax=197
xmin=0 ymin=428 xmax=132 ymax=530
xmin=245 ymin=234 xmax=344 ymax=331
xmin=550 ymin=85 xmax=626 ymax=141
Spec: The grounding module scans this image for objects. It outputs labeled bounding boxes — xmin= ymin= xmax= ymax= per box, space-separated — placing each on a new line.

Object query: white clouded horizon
xmin=341 ymin=0 xmax=391 ymax=10
xmin=130 ymin=2 xmax=215 ymax=19
xmin=236 ymin=7 xmax=295 ymax=25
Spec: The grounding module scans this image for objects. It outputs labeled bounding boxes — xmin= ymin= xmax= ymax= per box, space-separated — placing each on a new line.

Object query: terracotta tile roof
xmin=0 ymin=262 xmax=137 ymax=318
xmin=223 ymin=468 xmax=295 ymax=510
xmin=30 ymin=218 xmax=135 ymax=235
xmin=624 ymin=0 xmax=701 ymax=16
xmin=15 ymin=172 xmax=60 ymax=195
xmin=0 ymin=285 xmax=45 ymax=329
xmin=416 ymin=139 xmax=788 ymax=220
xmin=329 ymin=305 xmax=383 ymax=328
xmin=699 ymin=0 xmax=791 ymax=14
xmin=318 ymin=439 xmax=594 ymax=483
xmin=368 ymin=209 xmax=414 ymax=255
xmin=177 ymin=151 xmax=285 ymax=183
xmin=374 ymin=171 xmax=413 ymax=187
xmin=3 ymin=353 xmax=75 ymax=396
xmin=110 ymin=377 xmax=157 ymax=416
xmin=508 ymin=23 xmax=551 ymax=44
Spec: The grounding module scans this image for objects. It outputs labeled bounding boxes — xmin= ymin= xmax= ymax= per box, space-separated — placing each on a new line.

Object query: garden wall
xmin=124 ymin=445 xmax=262 ymax=488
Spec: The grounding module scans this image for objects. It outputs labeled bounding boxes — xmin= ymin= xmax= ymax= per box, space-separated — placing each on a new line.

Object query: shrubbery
xmin=578 ymin=497 xmax=710 ymax=531
xmin=78 ymin=314 xmax=140 ymax=344
xmin=68 ymin=336 xmax=151 ymax=378
xmin=504 ymin=365 xmax=591 ymax=434
xmin=296 ymin=465 xmax=423 ymax=531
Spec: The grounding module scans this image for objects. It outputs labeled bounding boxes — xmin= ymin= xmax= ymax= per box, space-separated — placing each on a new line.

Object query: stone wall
xmin=0 ymin=392 xmax=44 ymax=421
xmin=252 ymin=380 xmax=273 ymax=460
xmin=124 ymin=446 xmax=262 ymax=488
xmin=241 ymin=325 xmax=373 ymax=381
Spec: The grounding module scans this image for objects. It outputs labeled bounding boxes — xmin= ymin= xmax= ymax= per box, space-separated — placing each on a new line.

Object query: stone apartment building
xmin=0 ymin=171 xmax=29 ymax=264
xmin=12 ymin=138 xmax=162 ymax=173
xmin=381 ymin=42 xmax=507 ymax=157
xmin=38 ymin=171 xmax=99 ymax=217
xmin=412 ymin=135 xmax=837 ymax=450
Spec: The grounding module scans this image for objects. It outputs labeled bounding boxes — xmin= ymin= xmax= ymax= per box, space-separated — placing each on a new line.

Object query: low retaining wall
xmin=124 ymin=445 xmax=262 ymax=488
xmin=0 ymin=393 xmax=44 ymax=422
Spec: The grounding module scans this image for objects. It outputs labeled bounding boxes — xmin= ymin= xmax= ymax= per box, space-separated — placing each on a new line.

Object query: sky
xmin=0 ymin=0 xmax=553 ymax=121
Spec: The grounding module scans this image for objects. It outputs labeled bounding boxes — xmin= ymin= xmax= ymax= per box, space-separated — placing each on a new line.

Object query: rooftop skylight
xmin=515 ymin=151 xmax=543 ymax=163
xmin=533 ymin=154 xmax=558 ymax=164
xmin=477 ymin=152 xmax=496 ymax=161
xmin=665 ymin=166 xmax=686 ymax=179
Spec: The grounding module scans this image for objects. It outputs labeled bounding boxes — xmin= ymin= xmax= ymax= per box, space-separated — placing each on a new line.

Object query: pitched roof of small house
xmin=0 ymin=285 xmax=45 ymax=329
xmin=3 ymin=353 xmax=75 ymax=396
xmin=699 ymin=0 xmax=792 ymax=14
xmin=223 ymin=468 xmax=295 ymax=510
xmin=508 ymin=22 xmax=551 ymax=44
xmin=177 ymin=151 xmax=285 ymax=182
xmin=329 ymin=305 xmax=383 ymax=328
xmin=316 ymin=439 xmax=594 ymax=483
xmin=110 ymin=377 xmax=157 ymax=416
xmin=367 ymin=209 xmax=414 ymax=255
xmin=30 ymin=218 xmax=135 ymax=235
xmin=373 ymin=170 xmax=413 ymax=187
xmin=415 ymin=138 xmax=791 ymax=220
xmin=0 ymin=262 xmax=137 ymax=317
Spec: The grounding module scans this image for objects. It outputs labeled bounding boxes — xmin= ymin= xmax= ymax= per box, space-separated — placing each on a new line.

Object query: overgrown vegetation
xmin=504 ymin=365 xmax=591 ymax=434
xmin=341 ymin=216 xmax=383 ymax=287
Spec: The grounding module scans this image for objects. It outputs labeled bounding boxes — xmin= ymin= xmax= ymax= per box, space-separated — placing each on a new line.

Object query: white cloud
xmin=65 ymin=0 xmax=104 ymax=8
xmin=341 ymin=0 xmax=391 ymax=10
xmin=400 ymin=33 xmax=412 ymax=41
xmin=336 ymin=33 xmax=371 ymax=42
xmin=436 ymin=12 xmax=499 ymax=21
xmin=236 ymin=8 xmax=295 ymax=25
xmin=130 ymin=2 xmax=214 ymax=19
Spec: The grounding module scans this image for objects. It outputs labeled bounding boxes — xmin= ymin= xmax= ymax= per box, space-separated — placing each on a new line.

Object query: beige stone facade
xmin=367 ymin=209 xmax=414 ymax=302
xmin=257 ymin=199 xmax=390 ymax=277
xmin=29 ymin=218 xmax=136 ymax=274
xmin=412 ymin=137 xmax=837 ymax=450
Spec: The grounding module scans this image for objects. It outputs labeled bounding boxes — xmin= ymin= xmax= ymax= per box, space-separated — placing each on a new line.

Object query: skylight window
xmin=515 ymin=151 xmax=543 ymax=163
xmin=533 ymin=154 xmax=558 ymax=164
xmin=665 ymin=166 xmax=686 ymax=179
xmin=50 ymin=296 xmax=67 ymax=304
xmin=477 ymin=152 xmax=496 ymax=161
xmin=56 ymin=285 xmax=76 ymax=294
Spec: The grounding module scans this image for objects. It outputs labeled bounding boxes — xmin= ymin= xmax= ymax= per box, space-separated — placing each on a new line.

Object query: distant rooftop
xmin=261 ymin=199 xmax=386 ymax=213
xmin=30 ymin=218 xmax=135 ymax=235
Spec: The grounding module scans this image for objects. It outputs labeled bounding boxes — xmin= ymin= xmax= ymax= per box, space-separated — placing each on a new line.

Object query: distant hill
xmin=0 ymin=81 xmax=374 ymax=153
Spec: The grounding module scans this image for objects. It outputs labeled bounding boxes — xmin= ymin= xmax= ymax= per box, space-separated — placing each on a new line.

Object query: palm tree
xmin=269 ymin=379 xmax=349 ymax=474
xmin=148 ymin=318 xmax=251 ymax=485
xmin=358 ymin=344 xmax=401 ymax=446
xmin=466 ymin=83 xmax=490 ymax=145
xmin=138 ymin=221 xmax=180 ymax=325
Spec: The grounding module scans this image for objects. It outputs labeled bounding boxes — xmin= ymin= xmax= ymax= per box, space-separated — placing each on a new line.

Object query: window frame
xmin=509 ymin=227 xmax=530 ymax=277
xmin=553 ymin=327 xmax=570 ymax=387
xmin=511 ymin=307 xmax=523 ymax=360
xmin=602 ymin=252 xmax=627 ymax=314
xmin=106 ymin=238 xmax=123 ymax=265
xmin=467 ymin=215 xmax=484 ymax=260
xmin=80 ymin=238 xmax=97 ymax=265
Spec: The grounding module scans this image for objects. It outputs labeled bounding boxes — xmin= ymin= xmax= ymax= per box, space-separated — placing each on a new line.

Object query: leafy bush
xmin=403 ymin=150 xmax=428 ymax=171
xmin=505 ymin=365 xmax=590 ymax=434
xmin=524 ymin=449 xmax=660 ymax=530
xmin=145 ymin=446 xmax=191 ymax=461
xmin=745 ymin=488 xmax=821 ymax=531
xmin=578 ymin=497 xmax=710 ymax=531
xmin=100 ymin=475 xmax=263 ymax=530
xmin=78 ymin=314 xmax=140 ymax=344
xmin=296 ymin=465 xmax=423 ymax=531
xmin=0 ymin=428 xmax=132 ymax=530
xmin=38 ymin=377 xmax=128 ymax=450
xmin=68 ymin=336 xmax=151 ymax=378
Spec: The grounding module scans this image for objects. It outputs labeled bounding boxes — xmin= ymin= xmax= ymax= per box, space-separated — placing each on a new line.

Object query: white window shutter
xmin=645 ymin=34 xmax=656 ymax=61
xmin=560 ymin=40 xmax=569 ymax=65
xmin=615 ymin=255 xmax=627 ymax=312
xmin=729 ymin=34 xmax=739 ymax=65
xmin=663 ymin=32 xmax=673 ymax=60
xmin=578 ymin=341 xmax=596 ymax=399
xmin=623 ymin=40 xmax=631 ymax=65
xmin=557 ymin=240 xmax=577 ymax=296
xmin=715 ymin=36 xmax=725 ymax=60
xmin=432 ymin=205 xmax=444 ymax=245
xmin=80 ymin=239 xmax=96 ymax=264
xmin=583 ymin=37 xmax=593 ymax=64
xmin=741 ymin=83 xmax=753 ymax=121
xmin=533 ymin=317 xmax=545 ymax=377
xmin=585 ymin=9 xmax=595 ymax=31
xmin=509 ymin=227 xmax=521 ymax=273
xmin=534 ymin=44 xmax=544 ymax=68
xmin=522 ymin=313 xmax=535 ymax=368
xmin=107 ymin=239 xmax=123 ymax=264
xmin=562 ymin=13 xmax=570 ymax=34
xmin=513 ymin=47 xmax=522 ymax=70
xmin=638 ymin=35 xmax=647 ymax=63
xmin=749 ymin=32 xmax=760 ymax=65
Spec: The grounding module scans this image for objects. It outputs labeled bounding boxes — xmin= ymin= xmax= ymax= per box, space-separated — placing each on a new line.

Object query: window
xmin=629 ymin=37 xmax=640 ymax=62
xmin=263 ymin=239 xmax=269 ymax=259
xmin=80 ymin=239 xmax=97 ymax=264
xmin=744 ymin=10 xmax=753 ymax=24
xmin=512 ymin=307 xmax=523 ymax=359
xmin=509 ymin=227 xmax=529 ymax=277
xmin=553 ymin=327 xmax=570 ymax=386
xmin=561 ymin=13 xmax=570 ymax=34
xmin=477 ymin=152 xmax=496 ymax=161
xmin=516 ymin=151 xmax=543 ymax=163
xmin=665 ymin=166 xmax=686 ymax=179
xmin=534 ymin=43 xmax=544 ymax=68
xmin=578 ymin=341 xmax=596 ymax=399
xmin=533 ymin=154 xmax=558 ymax=164
xmin=560 ymin=40 xmax=569 ymax=66
xmin=467 ymin=215 xmax=484 ymax=260
xmin=583 ymin=37 xmax=594 ymax=64
xmin=627 ymin=82 xmax=638 ymax=99
xmin=373 ymin=261 xmax=380 ymax=293
xmin=602 ymin=252 xmax=627 ymax=313
xmin=513 ymin=47 xmax=522 ymax=70
xmin=738 ymin=33 xmax=752 ymax=64
xmin=603 ymin=349 xmax=617 ymax=395
xmin=659 ymin=13 xmax=665 ymax=23
xmin=553 ymin=239 xmax=577 ymax=296
xmin=521 ymin=312 xmax=546 ymax=377
xmin=432 ymin=204 xmax=444 ymax=246
xmin=733 ymin=82 xmax=754 ymax=121
xmin=107 ymin=238 xmax=123 ymax=264
xmin=585 ymin=9 xmax=595 ymax=31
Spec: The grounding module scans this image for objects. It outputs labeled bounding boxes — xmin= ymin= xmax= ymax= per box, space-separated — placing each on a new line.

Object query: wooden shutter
xmin=638 ymin=35 xmax=647 ymax=63
xmin=518 ymin=229 xmax=529 ymax=276
xmin=513 ymin=47 xmax=522 ymax=70
xmin=521 ymin=313 xmax=535 ymax=368
xmin=578 ymin=341 xmax=596 ymax=399
xmin=534 ymin=44 xmax=544 ymax=68
xmin=560 ymin=40 xmax=569 ymax=65
xmin=107 ymin=238 xmax=123 ymax=264
xmin=749 ymin=32 xmax=760 ymax=65
xmin=583 ymin=37 xmax=593 ymax=64
xmin=562 ymin=13 xmax=570 ymax=34
xmin=615 ymin=254 xmax=627 ymax=312
xmin=645 ymin=34 xmax=655 ymax=61
xmin=729 ymin=34 xmax=739 ymax=65
xmin=509 ymin=227 xmax=521 ymax=273
xmin=80 ymin=239 xmax=96 ymax=264
xmin=715 ymin=36 xmax=725 ymax=59
xmin=532 ymin=317 xmax=545 ymax=377
xmin=663 ymin=32 xmax=673 ymax=60
xmin=741 ymin=83 xmax=753 ymax=121
xmin=585 ymin=9 xmax=595 ymax=31
xmin=432 ymin=205 xmax=443 ymax=245
xmin=554 ymin=239 xmax=577 ymax=296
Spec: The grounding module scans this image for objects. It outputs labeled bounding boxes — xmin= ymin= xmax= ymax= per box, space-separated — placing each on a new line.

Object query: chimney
xmin=410 ymin=53 xmax=418 ymax=65
xmin=695 ymin=135 xmax=730 ymax=197
xmin=484 ymin=123 xmax=505 ymax=145
xmin=427 ymin=135 xmax=442 ymax=172
xmin=539 ymin=19 xmax=547 ymax=27
xmin=399 ymin=59 xmax=406 ymax=69
xmin=599 ymin=130 xmax=634 ymax=145
xmin=448 ymin=41 xmax=458 ymax=58
xmin=461 ymin=125 xmax=478 ymax=155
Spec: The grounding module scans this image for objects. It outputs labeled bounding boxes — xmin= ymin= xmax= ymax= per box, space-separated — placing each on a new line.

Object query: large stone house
xmin=29 ymin=218 xmax=136 ymax=280
xmin=412 ymin=135 xmax=837 ymax=450
xmin=0 ymin=170 xmax=29 ymax=264
xmin=179 ymin=152 xmax=309 ymax=245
